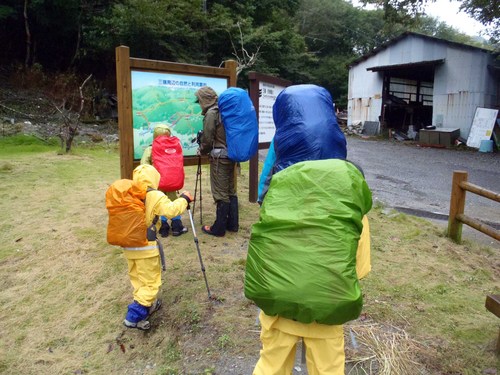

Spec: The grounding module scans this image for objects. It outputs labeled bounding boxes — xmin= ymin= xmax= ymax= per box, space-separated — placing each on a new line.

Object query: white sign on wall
xmin=467 ymin=107 xmax=499 ymax=148
xmin=258 ymin=82 xmax=286 ymax=143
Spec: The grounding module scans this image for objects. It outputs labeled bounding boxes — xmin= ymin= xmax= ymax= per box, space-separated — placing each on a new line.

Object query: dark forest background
xmin=0 ymin=0 xmax=497 ymax=109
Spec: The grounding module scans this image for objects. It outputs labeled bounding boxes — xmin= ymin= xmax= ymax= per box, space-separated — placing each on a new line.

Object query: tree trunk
xmin=70 ymin=4 xmax=83 ymax=68
xmin=65 ymin=125 xmax=77 ymax=153
xmin=23 ymin=0 xmax=31 ymax=68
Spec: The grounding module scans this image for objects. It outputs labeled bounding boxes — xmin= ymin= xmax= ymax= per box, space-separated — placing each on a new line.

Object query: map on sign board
xmin=258 ymin=82 xmax=286 ymax=143
xmin=131 ymin=71 xmax=227 ymax=159
xmin=466 ymin=107 xmax=499 ymax=148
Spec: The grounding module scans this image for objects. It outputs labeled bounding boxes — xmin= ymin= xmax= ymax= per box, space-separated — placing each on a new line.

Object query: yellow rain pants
xmin=253 ymin=216 xmax=371 ymax=374
xmin=356 ymin=216 xmax=371 ymax=279
xmin=253 ymin=311 xmax=345 ymax=375
xmin=126 ymin=255 xmax=162 ymax=307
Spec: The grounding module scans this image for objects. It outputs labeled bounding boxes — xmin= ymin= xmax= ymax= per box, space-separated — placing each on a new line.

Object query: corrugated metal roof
xmin=366 ymin=59 xmax=445 ymax=71
xmin=349 ymin=32 xmax=494 ymax=68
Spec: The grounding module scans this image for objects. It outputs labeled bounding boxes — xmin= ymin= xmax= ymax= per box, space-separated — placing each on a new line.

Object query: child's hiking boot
xmin=123 ymin=318 xmax=151 ymax=330
xmin=124 ymin=301 xmax=149 ymax=330
xmin=159 ymin=221 xmax=170 ymax=237
xmin=148 ymin=299 xmax=162 ymax=317
xmin=171 ymin=219 xmax=188 ymax=236
xmin=123 ymin=300 xmax=162 ymax=330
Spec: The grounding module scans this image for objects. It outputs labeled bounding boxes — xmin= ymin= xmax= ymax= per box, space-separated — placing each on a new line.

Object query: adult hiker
xmin=108 ymin=164 xmax=193 ymax=330
xmin=245 ymin=84 xmax=373 ymax=374
xmin=194 ymin=86 xmax=238 ymax=237
xmin=141 ymin=124 xmax=188 ymax=237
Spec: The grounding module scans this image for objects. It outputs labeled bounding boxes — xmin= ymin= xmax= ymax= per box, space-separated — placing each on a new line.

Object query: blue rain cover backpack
xmin=273 ymin=84 xmax=347 ymax=173
xmin=218 ymin=87 xmax=258 ymax=162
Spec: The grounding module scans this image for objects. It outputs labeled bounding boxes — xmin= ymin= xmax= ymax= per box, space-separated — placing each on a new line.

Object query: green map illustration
xmin=132 ymin=86 xmax=203 ymax=158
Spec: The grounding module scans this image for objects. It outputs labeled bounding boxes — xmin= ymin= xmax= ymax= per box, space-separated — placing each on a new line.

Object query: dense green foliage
xmin=0 ymin=0 xmax=494 ymax=108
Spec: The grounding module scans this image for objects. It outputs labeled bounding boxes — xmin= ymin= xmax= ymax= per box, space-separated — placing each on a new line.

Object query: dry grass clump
xmin=346 ymin=322 xmax=428 ymax=375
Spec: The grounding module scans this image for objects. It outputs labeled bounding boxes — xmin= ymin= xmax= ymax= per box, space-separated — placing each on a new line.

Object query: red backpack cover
xmin=152 ymin=135 xmax=184 ymax=191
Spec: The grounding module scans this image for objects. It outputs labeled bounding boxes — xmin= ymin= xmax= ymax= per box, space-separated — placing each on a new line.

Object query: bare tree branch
xmin=78 ymin=74 xmax=92 ymax=118
xmin=50 ymin=74 xmax=93 ymax=152
xmin=227 ymin=21 xmax=261 ymax=76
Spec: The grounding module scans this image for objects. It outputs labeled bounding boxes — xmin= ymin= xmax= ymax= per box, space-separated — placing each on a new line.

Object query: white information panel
xmin=258 ymin=81 xmax=286 ymax=143
xmin=466 ymin=107 xmax=499 ymax=148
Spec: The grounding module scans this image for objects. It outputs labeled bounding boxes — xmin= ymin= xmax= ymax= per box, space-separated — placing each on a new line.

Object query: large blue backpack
xmin=218 ymin=87 xmax=258 ymax=162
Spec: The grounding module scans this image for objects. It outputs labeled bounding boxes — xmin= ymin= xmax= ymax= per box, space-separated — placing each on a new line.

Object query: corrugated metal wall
xmin=348 ymin=35 xmax=498 ymax=138
xmin=347 ymin=58 xmax=384 ymax=126
xmin=433 ymin=50 xmax=495 ymax=137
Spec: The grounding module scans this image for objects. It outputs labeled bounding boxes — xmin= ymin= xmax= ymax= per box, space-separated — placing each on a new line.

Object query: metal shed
xmin=348 ymin=32 xmax=499 ymax=140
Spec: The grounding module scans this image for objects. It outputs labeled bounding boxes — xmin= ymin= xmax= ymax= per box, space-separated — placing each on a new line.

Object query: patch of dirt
xmin=0 ymin=81 xmax=119 ymax=144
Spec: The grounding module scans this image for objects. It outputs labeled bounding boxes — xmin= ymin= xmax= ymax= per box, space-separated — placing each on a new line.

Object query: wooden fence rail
xmin=447 ymin=170 xmax=500 ymax=243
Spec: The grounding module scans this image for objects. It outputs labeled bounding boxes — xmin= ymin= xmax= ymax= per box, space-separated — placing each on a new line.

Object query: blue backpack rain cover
xmin=273 ymin=84 xmax=346 ymax=173
xmin=257 ymin=84 xmax=347 ymax=203
xmin=218 ymin=87 xmax=258 ymax=162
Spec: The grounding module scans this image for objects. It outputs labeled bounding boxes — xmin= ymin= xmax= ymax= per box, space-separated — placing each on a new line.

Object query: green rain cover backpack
xmin=244 ymin=159 xmax=372 ymax=325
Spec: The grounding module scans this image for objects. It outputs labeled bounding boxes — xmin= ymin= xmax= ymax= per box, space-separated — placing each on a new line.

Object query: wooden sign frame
xmin=248 ymin=72 xmax=292 ymax=202
xmin=115 ymin=45 xmax=237 ymax=179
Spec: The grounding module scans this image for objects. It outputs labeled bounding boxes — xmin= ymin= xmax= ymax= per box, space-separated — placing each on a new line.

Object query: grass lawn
xmin=0 ymin=135 xmax=498 ymax=374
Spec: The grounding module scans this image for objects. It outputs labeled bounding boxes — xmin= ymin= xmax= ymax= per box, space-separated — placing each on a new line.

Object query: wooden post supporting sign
xmin=115 ymin=46 xmax=134 ymax=179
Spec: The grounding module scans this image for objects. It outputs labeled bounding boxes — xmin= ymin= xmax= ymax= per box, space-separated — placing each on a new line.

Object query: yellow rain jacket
xmin=122 ymin=164 xmax=188 ymax=260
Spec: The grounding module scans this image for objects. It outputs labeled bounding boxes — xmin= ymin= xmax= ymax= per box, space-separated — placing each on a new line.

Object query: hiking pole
xmin=186 ymin=207 xmax=213 ymax=300
xmin=197 ymin=155 xmax=203 ymax=223
xmin=157 ymin=240 xmax=166 ymax=272
xmin=192 ymin=155 xmax=203 ymax=224
xmin=149 ymin=215 xmax=166 ymax=271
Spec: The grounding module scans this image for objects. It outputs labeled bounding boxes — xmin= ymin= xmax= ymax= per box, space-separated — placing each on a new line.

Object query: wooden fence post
xmin=447 ymin=171 xmax=468 ymax=242
xmin=485 ymin=295 xmax=500 ymax=354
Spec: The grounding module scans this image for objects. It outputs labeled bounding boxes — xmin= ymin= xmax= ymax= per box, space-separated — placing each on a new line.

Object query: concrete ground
xmin=259 ymin=136 xmax=499 ymax=249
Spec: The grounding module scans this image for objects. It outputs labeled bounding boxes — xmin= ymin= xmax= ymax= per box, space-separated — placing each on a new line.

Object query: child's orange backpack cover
xmin=106 ymin=179 xmax=148 ymax=247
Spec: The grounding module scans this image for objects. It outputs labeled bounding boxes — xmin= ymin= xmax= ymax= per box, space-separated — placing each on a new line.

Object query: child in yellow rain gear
xmin=109 ymin=164 xmax=193 ymax=330
xmin=245 ymin=84 xmax=373 ymax=374
xmin=141 ymin=124 xmax=188 ymax=237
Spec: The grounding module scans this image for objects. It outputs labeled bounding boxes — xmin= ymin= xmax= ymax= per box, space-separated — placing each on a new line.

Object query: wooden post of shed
xmin=447 ymin=171 xmax=468 ymax=243
xmin=115 ymin=46 xmax=134 ymax=179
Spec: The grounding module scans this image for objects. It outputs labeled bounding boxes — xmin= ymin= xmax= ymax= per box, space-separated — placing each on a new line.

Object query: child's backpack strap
xmin=145 ymin=188 xmax=166 ymax=271
xmin=145 ymin=188 xmax=159 ymax=241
